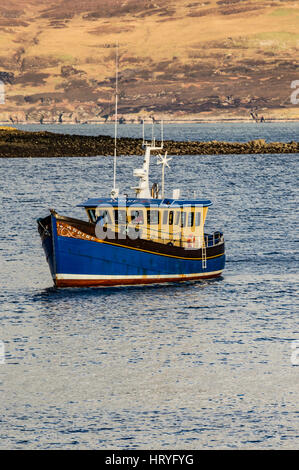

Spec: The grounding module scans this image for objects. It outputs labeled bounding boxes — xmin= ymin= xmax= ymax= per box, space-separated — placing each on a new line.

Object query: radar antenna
xmin=157 ymin=151 xmax=172 ymax=198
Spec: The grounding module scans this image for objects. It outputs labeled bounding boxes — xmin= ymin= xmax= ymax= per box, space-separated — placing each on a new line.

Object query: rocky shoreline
xmin=0 ymin=128 xmax=298 ymax=158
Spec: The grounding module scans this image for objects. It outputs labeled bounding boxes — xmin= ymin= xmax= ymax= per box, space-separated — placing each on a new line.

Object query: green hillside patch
xmin=252 ymin=31 xmax=299 ymax=50
xmin=255 ymin=31 xmax=299 ymax=42
xmin=56 ymin=53 xmax=75 ymax=63
xmin=270 ymin=8 xmax=297 ymax=18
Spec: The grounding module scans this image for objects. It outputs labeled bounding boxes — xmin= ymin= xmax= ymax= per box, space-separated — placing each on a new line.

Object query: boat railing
xmin=114 ymin=224 xmax=223 ymax=249
xmin=204 ymin=231 xmax=224 ymax=248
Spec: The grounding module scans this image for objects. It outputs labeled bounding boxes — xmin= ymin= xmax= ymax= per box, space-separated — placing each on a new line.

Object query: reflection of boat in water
xmin=37 ymin=47 xmax=225 ymax=287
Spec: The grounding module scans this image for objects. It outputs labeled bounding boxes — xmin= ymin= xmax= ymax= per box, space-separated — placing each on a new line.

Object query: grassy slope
xmin=0 ymin=0 xmax=298 ymax=122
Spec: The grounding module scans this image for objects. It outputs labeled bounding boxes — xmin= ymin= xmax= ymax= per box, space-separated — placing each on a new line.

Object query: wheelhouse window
xmin=114 ymin=209 xmax=127 ymax=225
xmin=96 ymin=209 xmax=112 ymax=224
xmin=162 ymin=210 xmax=174 ymax=225
xmin=130 ymin=209 xmax=144 ymax=224
xmin=195 ymin=212 xmax=201 ymax=226
xmin=147 ymin=209 xmax=160 ymax=225
xmin=180 ymin=211 xmax=194 ymax=227
xmin=87 ymin=209 xmax=96 ymax=223
xmin=169 ymin=211 xmax=174 ymax=225
xmin=187 ymin=212 xmax=194 ymax=227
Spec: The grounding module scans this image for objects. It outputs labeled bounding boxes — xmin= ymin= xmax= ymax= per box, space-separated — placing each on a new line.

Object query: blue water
xmin=0 ymin=123 xmax=298 ymax=449
xmin=14 ymin=121 xmax=299 ymax=142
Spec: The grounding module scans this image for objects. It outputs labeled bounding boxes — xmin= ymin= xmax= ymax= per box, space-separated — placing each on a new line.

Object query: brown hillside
xmin=0 ymin=0 xmax=298 ymax=123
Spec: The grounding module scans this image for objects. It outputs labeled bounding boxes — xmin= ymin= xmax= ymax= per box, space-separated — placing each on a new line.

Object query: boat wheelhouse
xmin=80 ymin=196 xmax=211 ymax=249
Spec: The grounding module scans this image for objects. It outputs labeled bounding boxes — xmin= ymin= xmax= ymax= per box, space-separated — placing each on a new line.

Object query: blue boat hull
xmin=39 ymin=214 xmax=225 ymax=287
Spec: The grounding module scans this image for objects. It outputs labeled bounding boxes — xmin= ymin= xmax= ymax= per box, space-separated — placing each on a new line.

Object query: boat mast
xmin=157 ymin=146 xmax=171 ymax=199
xmin=111 ymin=42 xmax=119 ymax=198
xmin=132 ymin=120 xmax=164 ymax=198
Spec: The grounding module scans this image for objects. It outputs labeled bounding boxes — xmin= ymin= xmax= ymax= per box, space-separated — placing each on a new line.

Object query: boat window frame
xmin=129 ymin=208 xmax=144 ymax=225
xmin=95 ymin=208 xmax=112 ymax=225
xmin=162 ymin=210 xmax=174 ymax=226
xmin=195 ymin=211 xmax=201 ymax=226
xmin=187 ymin=211 xmax=194 ymax=227
xmin=174 ymin=211 xmax=180 ymax=225
xmin=87 ymin=208 xmax=97 ymax=223
xmin=162 ymin=210 xmax=168 ymax=225
xmin=114 ymin=208 xmax=127 ymax=225
xmin=180 ymin=211 xmax=187 ymax=228
xmin=147 ymin=209 xmax=160 ymax=225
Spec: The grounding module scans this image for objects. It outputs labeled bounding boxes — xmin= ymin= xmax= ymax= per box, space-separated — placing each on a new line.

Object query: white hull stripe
xmin=56 ymin=270 xmax=223 ymax=280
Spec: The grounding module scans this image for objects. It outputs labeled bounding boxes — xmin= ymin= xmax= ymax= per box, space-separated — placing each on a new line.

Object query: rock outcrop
xmin=0 ymin=128 xmax=298 ymax=158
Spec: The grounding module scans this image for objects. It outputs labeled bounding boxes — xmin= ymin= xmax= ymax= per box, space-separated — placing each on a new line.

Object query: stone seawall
xmin=0 ymin=129 xmax=298 ymax=158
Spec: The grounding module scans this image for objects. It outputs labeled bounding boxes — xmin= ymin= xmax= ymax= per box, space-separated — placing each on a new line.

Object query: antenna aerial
xmin=157 ymin=151 xmax=172 ymax=198
xmin=111 ymin=42 xmax=119 ymax=198
xmin=132 ymin=119 xmax=164 ymax=198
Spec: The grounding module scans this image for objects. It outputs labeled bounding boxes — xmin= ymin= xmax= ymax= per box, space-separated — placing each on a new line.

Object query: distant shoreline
xmin=0 ymin=118 xmax=299 ymax=128
xmin=1 ymin=118 xmax=299 ymax=125
xmin=0 ymin=128 xmax=298 ymax=158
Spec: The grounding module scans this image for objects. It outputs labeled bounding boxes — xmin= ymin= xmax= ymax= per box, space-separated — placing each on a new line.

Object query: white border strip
xmin=56 ymin=270 xmax=223 ymax=280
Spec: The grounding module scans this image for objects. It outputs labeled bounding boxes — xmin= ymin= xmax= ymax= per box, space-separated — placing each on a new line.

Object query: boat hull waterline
xmin=38 ymin=214 xmax=225 ymax=288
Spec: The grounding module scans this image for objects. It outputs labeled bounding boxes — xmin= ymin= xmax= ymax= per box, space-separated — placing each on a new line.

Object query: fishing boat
xmin=37 ymin=128 xmax=225 ymax=287
xmin=37 ymin=48 xmax=225 ymax=287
